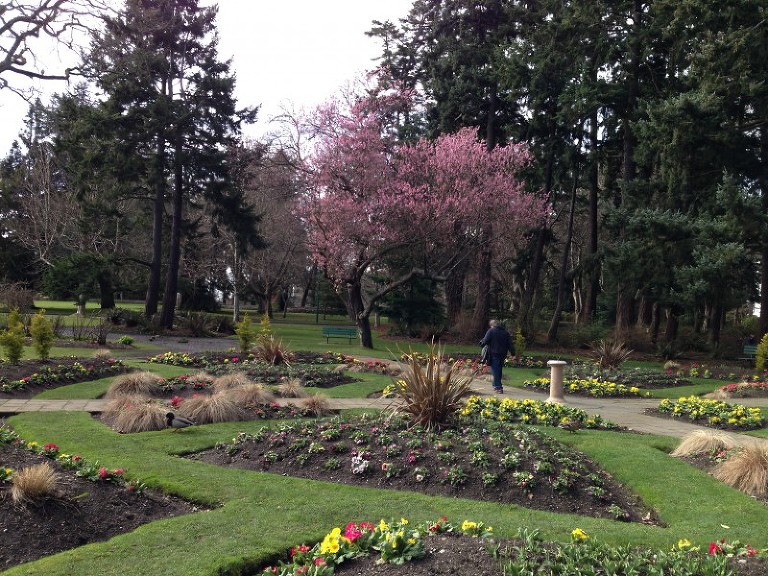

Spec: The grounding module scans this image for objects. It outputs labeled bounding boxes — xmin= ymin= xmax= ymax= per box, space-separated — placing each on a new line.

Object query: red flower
xmin=709 ymin=542 xmax=723 ymax=555
xmin=113 ymin=468 xmax=124 ymax=476
xmin=98 ymin=467 xmax=109 ymax=479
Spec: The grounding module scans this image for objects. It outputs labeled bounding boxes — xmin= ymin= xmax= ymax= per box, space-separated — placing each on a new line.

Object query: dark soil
xmin=188 ymin=415 xmax=660 ymax=525
xmin=328 ymin=532 xmax=768 ymax=576
xmin=0 ymin=440 xmax=200 ymax=570
xmin=0 ymin=357 xmax=130 ymax=399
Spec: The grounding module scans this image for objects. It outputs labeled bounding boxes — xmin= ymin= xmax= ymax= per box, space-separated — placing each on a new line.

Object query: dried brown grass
xmin=212 ymin=372 xmax=254 ymax=392
xmin=105 ymin=371 xmax=163 ymax=398
xmin=92 ymin=348 xmax=113 ymax=360
xmin=713 ymin=443 xmax=768 ymax=497
xmin=670 ymin=429 xmax=736 ymax=457
xmin=179 ymin=392 xmax=246 ymax=424
xmin=301 ymin=394 xmax=334 ymax=417
xmin=222 ymin=383 xmax=276 ymax=406
xmin=108 ymin=397 xmax=166 ymax=433
xmin=275 ymin=379 xmax=308 ymax=398
xmin=11 ymin=462 xmax=59 ymax=504
xmin=393 ymin=342 xmax=475 ymax=430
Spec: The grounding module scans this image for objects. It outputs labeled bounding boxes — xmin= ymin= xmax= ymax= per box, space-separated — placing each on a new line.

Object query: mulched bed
xmin=0 ymin=441 xmax=200 ymax=570
xmin=0 ymin=357 xmax=131 ymax=399
xmin=188 ymin=416 xmax=660 ymax=525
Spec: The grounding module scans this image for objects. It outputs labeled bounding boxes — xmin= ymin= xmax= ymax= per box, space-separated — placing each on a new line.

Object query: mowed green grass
xmin=4 ymin=315 xmax=768 ymax=575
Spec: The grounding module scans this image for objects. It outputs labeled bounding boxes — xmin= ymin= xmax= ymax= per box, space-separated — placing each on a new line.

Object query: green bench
xmin=741 ymin=344 xmax=757 ymax=360
xmin=322 ymin=326 xmax=357 ymax=343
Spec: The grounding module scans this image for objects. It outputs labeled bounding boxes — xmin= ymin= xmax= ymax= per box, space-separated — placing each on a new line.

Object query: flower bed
xmin=460 ymin=396 xmax=618 ymax=430
xmin=260 ymin=516 xmax=492 ymax=575
xmin=0 ymin=357 xmax=127 ymax=393
xmin=657 ymin=397 xmax=765 ymax=430
xmin=195 ymin=413 xmax=649 ymax=522
xmin=567 ymin=364 xmax=692 ymax=389
xmin=523 ymin=377 xmax=647 ymax=398
xmin=718 ymin=382 xmax=768 ymax=398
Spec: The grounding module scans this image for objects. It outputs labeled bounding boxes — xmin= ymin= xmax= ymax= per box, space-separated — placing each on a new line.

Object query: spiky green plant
xmin=392 ymin=342 xmax=475 ymax=430
xmin=589 ymin=339 xmax=632 ymax=370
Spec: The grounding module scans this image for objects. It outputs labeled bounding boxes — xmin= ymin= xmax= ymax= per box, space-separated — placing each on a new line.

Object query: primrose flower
xmin=571 ymin=528 xmax=589 ymax=542
xmin=677 ymin=538 xmax=692 ymax=550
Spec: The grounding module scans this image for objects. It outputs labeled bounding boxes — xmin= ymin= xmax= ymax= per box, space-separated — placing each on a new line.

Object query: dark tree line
xmin=369 ymin=0 xmax=768 ymax=351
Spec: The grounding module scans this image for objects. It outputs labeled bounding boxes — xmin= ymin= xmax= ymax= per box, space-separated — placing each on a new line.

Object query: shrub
xmin=0 ymin=308 xmax=25 ymax=363
xmin=235 ymin=312 xmax=257 ymax=353
xmin=393 ymin=342 xmax=475 ymax=430
xmin=116 ymin=335 xmax=134 ymax=345
xmin=756 ymin=333 xmax=768 ymax=373
xmin=11 ymin=462 xmax=59 ymax=504
xmin=175 ymin=311 xmax=216 ymax=337
xmin=0 ymin=282 xmax=34 ymax=312
xmin=514 ymin=327 xmax=527 ymax=358
xmin=258 ymin=312 xmax=273 ymax=342
xmin=105 ymin=371 xmax=164 ymax=398
xmin=29 ymin=309 xmax=55 ymax=360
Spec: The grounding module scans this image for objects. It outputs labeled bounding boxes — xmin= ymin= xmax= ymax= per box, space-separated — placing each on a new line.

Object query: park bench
xmin=322 ymin=326 xmax=357 ymax=343
xmin=741 ymin=344 xmax=757 ymax=361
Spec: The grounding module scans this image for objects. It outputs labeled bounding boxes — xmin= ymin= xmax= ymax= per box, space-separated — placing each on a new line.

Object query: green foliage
xmin=258 ymin=312 xmax=273 ymax=342
xmin=756 ymin=333 xmax=768 ymax=373
xmin=29 ymin=309 xmax=55 ymax=360
xmin=0 ymin=307 xmax=25 ymax=363
xmin=514 ymin=327 xmax=526 ymax=357
xmin=234 ymin=312 xmax=256 ymax=353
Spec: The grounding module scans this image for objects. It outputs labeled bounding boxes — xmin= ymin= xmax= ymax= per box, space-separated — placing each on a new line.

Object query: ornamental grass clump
xmin=276 ymin=378 xmax=308 ymax=398
xmin=713 ymin=443 xmax=768 ymax=497
xmin=222 ymin=383 xmax=275 ymax=406
xmin=11 ymin=462 xmax=59 ymax=504
xmin=105 ymin=371 xmax=164 ymax=398
xmin=301 ymin=394 xmax=334 ymax=417
xmin=180 ymin=392 xmax=245 ymax=424
xmin=104 ymin=396 xmax=167 ymax=433
xmin=670 ymin=429 xmax=736 ymax=457
xmin=254 ymin=335 xmax=293 ymax=366
xmin=212 ymin=372 xmax=254 ymax=392
xmin=588 ymin=339 xmax=632 ymax=370
xmin=392 ymin=343 xmax=475 ymax=430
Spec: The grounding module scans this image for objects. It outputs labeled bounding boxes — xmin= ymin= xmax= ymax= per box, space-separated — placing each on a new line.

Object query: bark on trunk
xmin=160 ymin=135 xmax=183 ymax=329
xmin=347 ymin=281 xmax=373 ymax=348
xmin=145 ymin=117 xmax=166 ymax=319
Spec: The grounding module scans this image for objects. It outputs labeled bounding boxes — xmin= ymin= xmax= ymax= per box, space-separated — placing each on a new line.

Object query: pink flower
xmin=113 ymin=468 xmax=124 ymax=476
xmin=98 ymin=467 xmax=109 ymax=479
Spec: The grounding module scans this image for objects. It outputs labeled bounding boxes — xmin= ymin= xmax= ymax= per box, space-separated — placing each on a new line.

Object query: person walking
xmin=480 ymin=319 xmax=515 ymax=394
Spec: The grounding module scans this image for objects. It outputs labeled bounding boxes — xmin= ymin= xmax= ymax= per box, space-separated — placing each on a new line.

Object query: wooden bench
xmin=321 ymin=326 xmax=357 ymax=343
xmin=741 ymin=344 xmax=757 ymax=361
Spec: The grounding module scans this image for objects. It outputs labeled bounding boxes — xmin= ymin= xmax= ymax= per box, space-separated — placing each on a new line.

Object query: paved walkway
xmin=4 ymin=378 xmax=768 ymax=439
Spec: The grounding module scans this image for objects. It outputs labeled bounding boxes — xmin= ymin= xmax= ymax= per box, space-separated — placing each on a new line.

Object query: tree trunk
xmin=160 ymin=135 xmax=183 ymax=329
xmin=547 ymin=163 xmax=579 ymax=343
xmin=664 ymin=307 xmax=679 ymax=342
xmin=759 ymin=127 xmax=768 ymax=339
xmin=145 ymin=113 xmax=166 ymax=319
xmin=97 ymin=268 xmax=115 ymax=310
xmin=582 ymin=106 xmax=600 ymax=323
xmin=444 ymin=267 xmax=466 ymax=326
xmin=471 ymin=234 xmax=492 ymax=340
xmin=347 ymin=281 xmax=373 ymax=348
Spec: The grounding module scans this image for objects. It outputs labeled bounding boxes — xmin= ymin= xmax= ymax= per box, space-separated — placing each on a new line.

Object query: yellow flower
xmin=571 ymin=528 xmax=588 ymax=542
xmin=329 ymin=540 xmax=339 ymax=554
xmin=379 ymin=519 xmax=390 ymax=532
xmin=677 ymin=538 xmax=692 ymax=550
xmin=407 ymin=538 xmax=416 ymax=545
xmin=462 ymin=520 xmax=478 ymax=532
xmin=400 ymin=518 xmax=409 ymax=525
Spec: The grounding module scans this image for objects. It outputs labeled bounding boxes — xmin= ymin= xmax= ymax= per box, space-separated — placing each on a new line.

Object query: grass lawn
xmin=4 ymin=319 xmax=768 ymax=575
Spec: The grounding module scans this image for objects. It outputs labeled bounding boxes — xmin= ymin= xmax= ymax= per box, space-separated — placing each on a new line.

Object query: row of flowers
xmin=0 ymin=424 xmax=146 ymax=493
xmin=260 ymin=516 xmax=492 ymax=575
xmin=329 ymin=353 xmax=400 ymax=375
xmin=262 ymin=519 xmax=766 ymax=576
xmin=147 ymin=351 xmax=252 ymax=367
xmin=523 ymin=377 xmax=647 ymax=398
xmin=718 ymin=381 xmax=768 ymax=398
xmin=657 ymin=396 xmax=765 ymax=430
xmin=0 ymin=358 xmax=126 ymax=392
xmin=460 ymin=396 xmax=618 ymax=430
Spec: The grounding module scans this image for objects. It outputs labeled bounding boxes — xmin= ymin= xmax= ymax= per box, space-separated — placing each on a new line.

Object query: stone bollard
xmin=546 ymin=360 xmax=567 ymax=403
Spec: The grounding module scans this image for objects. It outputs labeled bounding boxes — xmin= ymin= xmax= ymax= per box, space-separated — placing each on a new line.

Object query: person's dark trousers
xmin=490 ymin=354 xmax=504 ymax=391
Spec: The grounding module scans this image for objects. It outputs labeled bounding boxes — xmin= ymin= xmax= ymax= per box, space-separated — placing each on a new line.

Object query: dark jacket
xmin=480 ymin=326 xmax=515 ymax=357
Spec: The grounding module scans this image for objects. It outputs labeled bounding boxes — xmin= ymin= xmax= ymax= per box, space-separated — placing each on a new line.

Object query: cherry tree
xmin=303 ymin=87 xmax=547 ymax=348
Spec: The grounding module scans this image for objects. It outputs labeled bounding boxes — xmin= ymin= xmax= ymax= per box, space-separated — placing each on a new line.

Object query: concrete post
xmin=546 ymin=360 xmax=567 ymax=403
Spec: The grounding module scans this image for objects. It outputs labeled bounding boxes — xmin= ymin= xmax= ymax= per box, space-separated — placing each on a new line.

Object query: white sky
xmin=0 ymin=0 xmax=413 ymax=151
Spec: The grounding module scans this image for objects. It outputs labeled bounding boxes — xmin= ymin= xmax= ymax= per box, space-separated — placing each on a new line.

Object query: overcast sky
xmin=0 ymin=0 xmax=413 ymax=151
